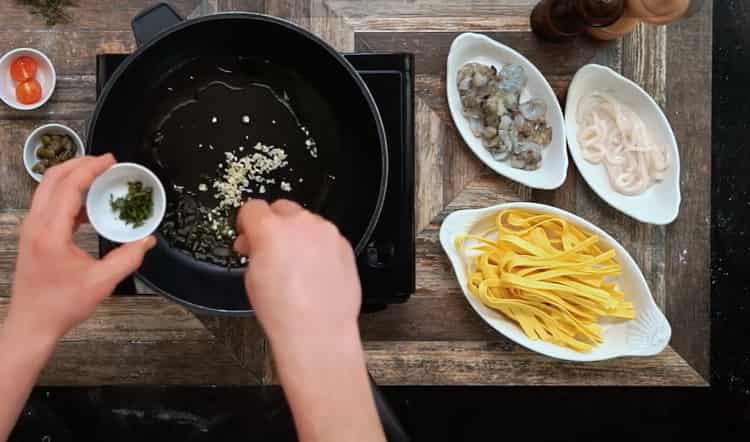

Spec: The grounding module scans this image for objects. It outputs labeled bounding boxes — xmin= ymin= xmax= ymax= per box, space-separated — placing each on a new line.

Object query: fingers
xmin=90 ymin=236 xmax=157 ymax=294
xmin=235 ymin=199 xmax=278 ymax=252
xmin=53 ymin=155 xmax=116 ymax=235
xmin=62 ymin=154 xmax=115 ymax=192
xmin=31 ymin=156 xmax=98 ymax=210
xmin=270 ymin=199 xmax=303 ymax=216
xmin=233 ymin=234 xmax=249 ymax=255
xmin=74 ymin=208 xmax=89 ymax=230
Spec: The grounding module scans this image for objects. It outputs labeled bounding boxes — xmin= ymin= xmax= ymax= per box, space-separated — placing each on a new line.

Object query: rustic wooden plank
xmin=360 ymin=294 xmax=499 ymax=341
xmin=613 ymin=24 xmax=668 ymax=312
xmin=0 ymin=121 xmax=86 ymax=211
xmin=0 ymin=31 xmax=134 ymax=75
xmin=328 ymin=0 xmax=535 ymax=17
xmin=38 ymin=340 xmax=255 ymax=385
xmin=265 ymin=0 xmax=311 ymax=28
xmin=355 ymin=32 xmax=608 ymax=77
xmin=0 ymin=296 xmax=255 ymax=385
xmin=0 ymin=75 xmax=96 ymax=121
xmin=0 ymin=210 xmax=99 ymax=296
xmin=414 ymin=99 xmax=445 ymax=232
xmin=0 ymin=0 xmax=199 ymax=31
xmin=664 ymin=4 xmax=712 ymax=381
xmin=310 ymin=0 xmax=355 ymax=52
xmin=197 ymin=315 xmax=269 ymax=383
xmin=365 ymin=342 xmax=706 ymax=386
xmin=218 ymin=0 xmax=265 ymax=11
xmin=350 ymin=17 xmax=531 ymax=32
xmin=0 ymin=297 xmax=209 ymax=342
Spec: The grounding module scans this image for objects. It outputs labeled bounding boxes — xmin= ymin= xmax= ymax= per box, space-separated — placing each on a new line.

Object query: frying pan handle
xmin=131 ymin=2 xmax=183 ymax=47
xmin=369 ymin=373 xmax=411 ymax=442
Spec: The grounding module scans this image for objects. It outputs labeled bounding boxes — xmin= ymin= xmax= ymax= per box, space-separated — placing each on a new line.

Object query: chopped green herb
xmin=110 ymin=181 xmax=153 ymax=228
xmin=17 ymin=0 xmax=76 ymax=27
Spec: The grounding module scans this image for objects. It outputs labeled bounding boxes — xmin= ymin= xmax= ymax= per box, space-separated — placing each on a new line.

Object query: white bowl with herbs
xmin=86 ymin=163 xmax=166 ymax=243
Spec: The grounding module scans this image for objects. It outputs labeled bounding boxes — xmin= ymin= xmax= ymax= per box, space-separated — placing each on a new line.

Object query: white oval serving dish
xmin=565 ymin=64 xmax=681 ymax=225
xmin=446 ymin=32 xmax=567 ymax=190
xmin=439 ymin=201 xmax=671 ymax=362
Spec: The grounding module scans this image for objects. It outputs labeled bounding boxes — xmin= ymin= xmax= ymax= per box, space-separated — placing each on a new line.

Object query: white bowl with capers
xmin=23 ymin=123 xmax=85 ymax=182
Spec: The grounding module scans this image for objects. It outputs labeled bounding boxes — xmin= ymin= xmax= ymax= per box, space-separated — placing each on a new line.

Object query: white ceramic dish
xmin=565 ymin=64 xmax=681 ymax=225
xmin=446 ymin=33 xmax=567 ymax=190
xmin=86 ymin=163 xmax=166 ymax=243
xmin=23 ymin=123 xmax=85 ymax=182
xmin=0 ymin=48 xmax=56 ymax=110
xmin=439 ymin=202 xmax=671 ymax=362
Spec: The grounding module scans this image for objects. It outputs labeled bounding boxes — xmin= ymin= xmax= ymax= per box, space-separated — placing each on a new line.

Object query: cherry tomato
xmin=10 ymin=56 xmax=37 ymax=82
xmin=16 ymin=79 xmax=42 ymax=104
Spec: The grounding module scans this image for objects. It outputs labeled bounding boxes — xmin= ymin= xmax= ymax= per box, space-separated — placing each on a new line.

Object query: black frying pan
xmin=88 ymin=4 xmax=388 ymax=315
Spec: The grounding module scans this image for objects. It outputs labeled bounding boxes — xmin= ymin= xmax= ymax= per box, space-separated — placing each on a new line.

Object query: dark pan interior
xmin=89 ymin=15 xmax=386 ymax=312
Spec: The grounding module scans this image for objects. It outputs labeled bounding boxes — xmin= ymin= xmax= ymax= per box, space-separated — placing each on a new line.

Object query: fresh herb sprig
xmin=110 ymin=181 xmax=153 ymax=228
xmin=17 ymin=0 xmax=76 ymax=27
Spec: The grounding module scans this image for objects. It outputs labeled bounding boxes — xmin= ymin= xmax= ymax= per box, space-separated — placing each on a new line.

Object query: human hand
xmin=8 ymin=155 xmax=156 ymax=343
xmin=234 ymin=200 xmax=385 ymax=442
xmin=233 ymin=199 xmax=362 ymax=346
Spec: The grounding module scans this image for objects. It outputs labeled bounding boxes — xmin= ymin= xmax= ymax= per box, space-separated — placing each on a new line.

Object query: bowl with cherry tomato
xmin=0 ymin=48 xmax=56 ymax=110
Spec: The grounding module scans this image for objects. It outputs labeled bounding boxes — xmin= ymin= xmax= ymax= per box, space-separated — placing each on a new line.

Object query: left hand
xmin=7 ymin=155 xmax=156 ymax=343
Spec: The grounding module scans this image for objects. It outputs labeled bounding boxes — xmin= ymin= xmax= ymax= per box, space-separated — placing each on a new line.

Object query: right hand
xmin=233 ymin=199 xmax=362 ymax=346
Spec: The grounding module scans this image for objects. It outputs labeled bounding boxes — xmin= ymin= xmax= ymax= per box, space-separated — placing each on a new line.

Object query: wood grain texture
xmin=39 ymin=340 xmax=256 ymax=385
xmin=413 ymin=99 xmax=445 ymax=232
xmin=0 ymin=297 xmax=258 ymax=385
xmin=197 ymin=316 xmax=269 ymax=383
xmin=310 ymin=0 xmax=355 ymax=52
xmin=364 ymin=342 xmax=706 ymax=386
xmin=0 ymin=31 xmax=135 ymax=75
xmin=265 ymin=0 xmax=311 ymax=28
xmin=356 ymin=32 xmax=607 ymax=77
xmin=1 ymin=1 xmax=199 ymax=30
xmin=0 ymin=210 xmax=98 ymax=296
xmin=0 ymin=297 xmax=211 ymax=341
xmin=0 ymin=0 xmax=712 ymax=386
xmin=218 ymin=0 xmax=266 ymax=11
xmin=327 ymin=0 xmax=536 ymax=17
xmin=0 ymin=75 xmax=96 ymax=121
xmin=664 ymin=4 xmax=712 ymax=381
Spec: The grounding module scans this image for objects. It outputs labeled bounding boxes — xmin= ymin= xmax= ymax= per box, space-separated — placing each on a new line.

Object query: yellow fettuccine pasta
xmin=456 ymin=209 xmax=635 ymax=352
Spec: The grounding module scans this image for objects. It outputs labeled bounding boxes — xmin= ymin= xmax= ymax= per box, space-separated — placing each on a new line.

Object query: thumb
xmin=92 ymin=236 xmax=157 ymax=291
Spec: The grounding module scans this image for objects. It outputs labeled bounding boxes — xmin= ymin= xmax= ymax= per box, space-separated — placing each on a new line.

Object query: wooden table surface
xmin=0 ymin=0 xmax=712 ymax=386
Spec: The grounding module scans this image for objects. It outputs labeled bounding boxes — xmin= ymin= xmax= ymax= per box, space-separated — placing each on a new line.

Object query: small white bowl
xmin=86 ymin=163 xmax=166 ymax=243
xmin=439 ymin=202 xmax=671 ymax=362
xmin=23 ymin=123 xmax=85 ymax=182
xmin=0 ymin=48 xmax=56 ymax=110
xmin=565 ymin=64 xmax=681 ymax=225
xmin=446 ymin=33 xmax=567 ymax=190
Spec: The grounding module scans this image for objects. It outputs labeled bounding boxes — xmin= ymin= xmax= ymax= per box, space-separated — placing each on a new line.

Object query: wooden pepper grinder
xmin=587 ymin=0 xmax=692 ymax=40
xmin=531 ymin=0 xmax=626 ymax=41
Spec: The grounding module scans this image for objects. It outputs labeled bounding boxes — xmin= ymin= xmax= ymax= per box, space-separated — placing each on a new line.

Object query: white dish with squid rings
xmin=565 ymin=64 xmax=681 ymax=225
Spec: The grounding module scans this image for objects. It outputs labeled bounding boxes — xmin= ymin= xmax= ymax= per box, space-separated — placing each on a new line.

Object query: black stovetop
xmin=95 ymin=53 xmax=415 ymax=309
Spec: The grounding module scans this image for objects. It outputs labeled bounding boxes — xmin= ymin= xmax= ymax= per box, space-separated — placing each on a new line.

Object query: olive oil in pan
xmin=142 ymin=56 xmax=334 ymax=267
